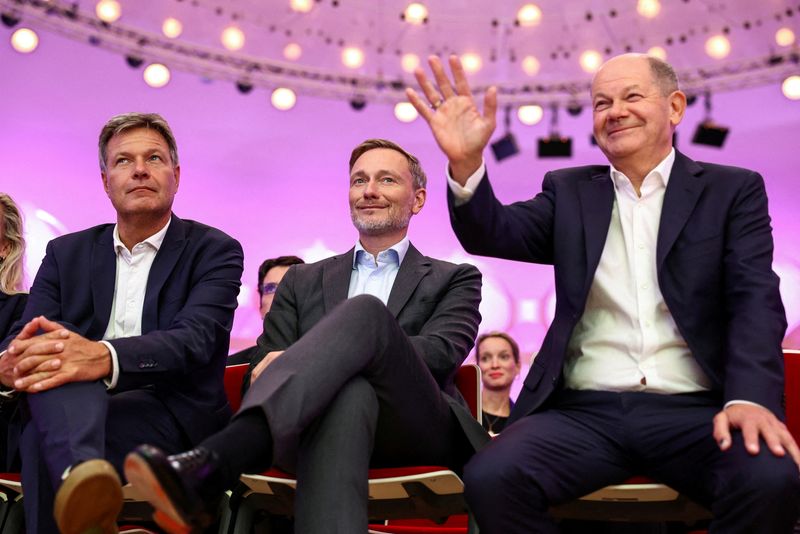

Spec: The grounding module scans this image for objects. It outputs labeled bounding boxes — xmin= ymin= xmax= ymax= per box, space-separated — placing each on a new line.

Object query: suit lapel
xmin=656 ymin=151 xmax=705 ymax=267
xmin=142 ymin=215 xmax=187 ymax=332
xmin=387 ymin=244 xmax=431 ymax=318
xmin=578 ymin=170 xmax=615 ymax=293
xmin=90 ymin=226 xmax=117 ymax=337
xmin=323 ymin=248 xmax=355 ymax=313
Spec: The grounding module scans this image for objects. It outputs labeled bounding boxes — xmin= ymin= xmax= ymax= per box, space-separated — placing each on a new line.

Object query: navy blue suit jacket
xmin=449 ymin=151 xmax=787 ymax=423
xmin=1 ymin=215 xmax=244 ymax=443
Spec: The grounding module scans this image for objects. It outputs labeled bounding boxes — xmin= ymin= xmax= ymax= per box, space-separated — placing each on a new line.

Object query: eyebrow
xmin=350 ymin=169 xmax=404 ymax=180
xmin=592 ymin=84 xmax=643 ymax=100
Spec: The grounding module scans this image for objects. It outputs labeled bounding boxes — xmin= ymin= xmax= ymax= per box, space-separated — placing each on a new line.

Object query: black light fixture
xmin=235 ymin=80 xmax=254 ymax=94
xmin=491 ymin=106 xmax=520 ymax=162
xmin=125 ymin=55 xmax=144 ymax=69
xmin=1 ymin=12 xmax=20 ymax=28
xmin=692 ymin=92 xmax=729 ymax=148
xmin=538 ymin=104 xmax=572 ymax=158
xmin=349 ymin=95 xmax=367 ymax=111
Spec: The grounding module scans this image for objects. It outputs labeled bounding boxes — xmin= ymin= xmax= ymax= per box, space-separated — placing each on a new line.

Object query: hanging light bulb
xmin=162 ymin=17 xmax=183 ymax=39
xmin=290 ymin=0 xmax=314 ymax=13
xmin=95 ymin=0 xmax=121 ymax=23
xmin=705 ymin=34 xmax=730 ymax=59
xmin=394 ymin=102 xmax=418 ymax=122
xmin=283 ymin=42 xmax=302 ymax=60
xmin=579 ymin=50 xmax=603 ymax=73
xmin=516 ymin=4 xmax=542 ymax=26
xmin=403 ymin=3 xmax=428 ymax=25
xmin=342 ymin=46 xmax=365 ymax=69
xmin=782 ymin=75 xmax=800 ymax=100
xmin=776 ymin=27 xmax=796 ymax=47
xmin=271 ymin=87 xmax=297 ymax=110
xmin=521 ymin=55 xmax=540 ymax=76
xmin=518 ymin=105 xmax=544 ymax=125
xmin=401 ymin=53 xmax=420 ymax=73
xmin=10 ymin=28 xmax=38 ymax=53
xmin=636 ymin=0 xmax=661 ymax=19
xmin=461 ymin=53 xmax=482 ymax=73
xmin=143 ymin=63 xmax=171 ymax=88
xmin=647 ymin=46 xmax=667 ymax=60
xmin=221 ymin=26 xmax=245 ymax=51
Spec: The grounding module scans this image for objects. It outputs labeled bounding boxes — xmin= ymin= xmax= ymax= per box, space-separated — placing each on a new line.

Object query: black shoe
xmin=124 ymin=445 xmax=225 ymax=534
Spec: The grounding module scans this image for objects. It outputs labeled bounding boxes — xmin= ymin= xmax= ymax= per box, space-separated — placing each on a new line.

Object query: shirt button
xmin=638 ymin=243 xmax=645 ymax=250
xmin=640 ymin=283 xmax=648 ymax=290
xmin=640 ymin=376 xmax=647 ymax=385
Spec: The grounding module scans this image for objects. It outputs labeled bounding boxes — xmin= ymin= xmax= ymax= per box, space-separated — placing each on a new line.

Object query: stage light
xmin=647 ymin=46 xmax=667 ymax=60
xmin=782 ymin=75 xmax=800 ymax=100
xmin=95 ymin=0 xmax=121 ymax=23
xmin=538 ymin=105 xmax=572 ymax=157
xmin=491 ymin=107 xmax=520 ymax=162
xmin=125 ymin=55 xmax=144 ymax=69
xmin=143 ymin=63 xmax=170 ymax=88
xmin=636 ymin=0 xmax=660 ymax=19
xmin=221 ymin=26 xmax=245 ymax=51
xmin=342 ymin=46 xmax=365 ymax=69
xmin=516 ymin=4 xmax=542 ymax=27
xmin=692 ymin=93 xmax=728 ymax=147
xmin=580 ymin=50 xmax=602 ymax=73
xmin=349 ymin=95 xmax=367 ymax=111
xmin=162 ymin=17 xmax=183 ymax=39
xmin=271 ymin=87 xmax=296 ymax=110
xmin=403 ymin=3 xmax=428 ymax=25
xmin=394 ymin=102 xmax=418 ymax=122
xmin=521 ymin=55 xmax=540 ymax=76
xmin=236 ymin=81 xmax=254 ymax=94
xmin=283 ymin=42 xmax=302 ymax=61
xmin=1 ymin=12 xmax=20 ymax=28
xmin=290 ymin=0 xmax=313 ymax=13
xmin=401 ymin=53 xmax=420 ymax=73
xmin=517 ymin=104 xmax=543 ymax=125
xmin=461 ymin=52 xmax=482 ymax=73
xmin=776 ymin=27 xmax=796 ymax=47
xmin=566 ymin=103 xmax=583 ymax=116
xmin=705 ymin=34 xmax=730 ymax=59
xmin=10 ymin=28 xmax=38 ymax=53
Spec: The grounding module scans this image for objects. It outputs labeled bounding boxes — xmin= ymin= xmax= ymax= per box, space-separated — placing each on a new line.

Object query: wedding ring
xmin=431 ymin=99 xmax=443 ymax=110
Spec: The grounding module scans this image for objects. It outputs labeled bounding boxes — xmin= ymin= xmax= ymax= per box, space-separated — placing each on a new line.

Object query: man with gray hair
xmin=0 ymin=112 xmax=243 ymax=533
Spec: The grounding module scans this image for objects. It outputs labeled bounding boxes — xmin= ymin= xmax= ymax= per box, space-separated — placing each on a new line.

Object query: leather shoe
xmin=124 ymin=444 xmax=225 ymax=533
xmin=54 ymin=459 xmax=123 ymax=534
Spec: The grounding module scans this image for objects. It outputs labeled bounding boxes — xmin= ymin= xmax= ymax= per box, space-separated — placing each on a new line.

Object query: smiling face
xmin=477 ymin=336 xmax=520 ymax=391
xmin=101 ymin=127 xmax=180 ymax=222
xmin=591 ymin=55 xmax=686 ymax=175
xmin=348 ymin=148 xmax=425 ymax=239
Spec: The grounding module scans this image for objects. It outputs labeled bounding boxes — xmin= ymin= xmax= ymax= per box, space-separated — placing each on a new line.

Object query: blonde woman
xmin=0 ymin=193 xmax=26 ymax=340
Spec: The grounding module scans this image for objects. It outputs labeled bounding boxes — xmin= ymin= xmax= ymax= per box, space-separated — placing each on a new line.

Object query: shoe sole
xmin=123 ymin=453 xmax=193 ymax=534
xmin=53 ymin=459 xmax=122 ymax=534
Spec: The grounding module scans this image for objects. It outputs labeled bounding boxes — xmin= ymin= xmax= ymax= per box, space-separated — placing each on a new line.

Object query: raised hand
xmin=406 ymin=55 xmax=498 ymax=184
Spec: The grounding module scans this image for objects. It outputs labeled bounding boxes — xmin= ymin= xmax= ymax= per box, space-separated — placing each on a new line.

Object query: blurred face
xmin=349 ymin=148 xmax=425 ymax=238
xmin=101 ymin=128 xmax=180 ymax=221
xmin=591 ymin=55 xmax=685 ymax=170
xmin=477 ymin=336 xmax=520 ymax=391
xmin=259 ymin=265 xmax=291 ymax=318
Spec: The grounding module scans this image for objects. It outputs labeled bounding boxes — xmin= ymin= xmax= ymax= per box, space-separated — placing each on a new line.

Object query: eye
xmin=115 ymin=157 xmax=130 ymax=165
xmin=148 ymin=154 xmax=162 ymax=162
xmin=626 ymin=93 xmax=643 ymax=101
xmin=351 ymin=177 xmax=366 ymax=186
xmin=593 ymin=100 xmax=610 ymax=111
xmin=381 ymin=176 xmax=396 ymax=183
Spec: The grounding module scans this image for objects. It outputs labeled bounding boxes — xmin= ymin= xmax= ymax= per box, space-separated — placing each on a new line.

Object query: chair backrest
xmin=224 ymin=363 xmax=249 ymax=413
xmin=784 ymin=349 xmax=800 ymax=443
xmin=454 ymin=364 xmax=481 ymax=422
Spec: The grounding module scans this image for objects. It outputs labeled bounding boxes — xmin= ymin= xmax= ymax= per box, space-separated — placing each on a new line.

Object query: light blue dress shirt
xmin=347 ymin=237 xmax=411 ymax=305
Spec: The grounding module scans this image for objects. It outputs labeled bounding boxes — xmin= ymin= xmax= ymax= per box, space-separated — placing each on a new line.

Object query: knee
xmin=341 ymin=294 xmax=391 ymax=322
xmin=731 ymin=453 xmax=800 ymax=502
xmin=328 ymin=377 xmax=378 ymax=423
xmin=464 ymin=446 xmax=543 ymax=511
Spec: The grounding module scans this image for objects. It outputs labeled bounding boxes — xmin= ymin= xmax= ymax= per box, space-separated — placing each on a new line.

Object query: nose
xmin=607 ymin=99 xmax=628 ymax=120
xmin=490 ymin=356 xmax=501 ymax=369
xmin=132 ymin=157 xmax=149 ymax=178
xmin=363 ymin=179 xmax=379 ymax=198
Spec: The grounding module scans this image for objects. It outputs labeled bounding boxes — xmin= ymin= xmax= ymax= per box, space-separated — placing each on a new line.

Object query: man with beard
xmin=125 ymin=138 xmax=489 ymax=533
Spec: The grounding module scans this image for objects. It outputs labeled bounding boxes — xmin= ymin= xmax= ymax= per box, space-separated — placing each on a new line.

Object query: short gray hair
xmin=349 ymin=138 xmax=427 ymax=189
xmin=98 ymin=112 xmax=179 ymax=172
xmin=646 ymin=56 xmax=679 ymax=96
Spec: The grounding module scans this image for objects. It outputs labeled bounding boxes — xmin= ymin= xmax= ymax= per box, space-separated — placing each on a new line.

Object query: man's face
xmin=259 ymin=265 xmax=291 ymax=319
xmin=591 ymin=56 xmax=685 ymax=168
xmin=101 ymin=128 xmax=180 ymax=220
xmin=349 ymin=148 xmax=425 ymax=237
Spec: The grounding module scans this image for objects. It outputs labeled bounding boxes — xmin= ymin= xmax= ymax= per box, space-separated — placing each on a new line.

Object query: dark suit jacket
xmin=0 ymin=292 xmax=27 ymax=342
xmin=246 ymin=243 xmax=489 ymax=453
xmin=449 ymin=150 xmax=787 ymax=424
xmin=0 ymin=215 xmax=244 ymax=443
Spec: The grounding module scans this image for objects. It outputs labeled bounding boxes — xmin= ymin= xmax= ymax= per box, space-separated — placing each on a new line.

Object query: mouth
xmin=358 ymin=205 xmax=388 ymax=211
xmin=607 ymin=125 xmax=637 ymax=136
xmin=128 ymin=186 xmax=156 ymax=194
xmin=488 ymin=372 xmax=504 ymax=379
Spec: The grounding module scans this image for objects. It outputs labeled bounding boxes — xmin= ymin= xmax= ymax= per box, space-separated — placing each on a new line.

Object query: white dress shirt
xmin=101 ymin=218 xmax=171 ymax=388
xmin=347 ymin=237 xmax=410 ymax=305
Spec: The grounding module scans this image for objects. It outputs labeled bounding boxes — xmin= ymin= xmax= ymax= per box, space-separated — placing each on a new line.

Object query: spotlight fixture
xmin=516 ymin=4 xmax=542 ymax=27
xmin=517 ymin=104 xmax=543 ymax=125
xmin=236 ymin=80 xmax=254 ymax=94
xmin=566 ymin=102 xmax=583 ymax=116
xmin=162 ymin=17 xmax=183 ymax=39
xmin=692 ymin=92 xmax=728 ymax=148
xmin=402 ymin=3 xmax=428 ymax=25
xmin=579 ymin=49 xmax=602 ymax=73
xmin=538 ymin=105 xmax=572 ymax=158
xmin=143 ymin=63 xmax=170 ymax=88
xmin=781 ymin=75 xmax=800 ymax=100
xmin=394 ymin=102 xmax=418 ymax=122
xmin=647 ymin=46 xmax=667 ymax=60
xmin=221 ymin=26 xmax=245 ymax=51
xmin=491 ymin=107 xmax=520 ymax=162
xmin=10 ymin=27 xmax=38 ymax=53
xmin=1 ymin=12 xmax=20 ymax=28
xmin=271 ymin=87 xmax=297 ymax=110
xmin=349 ymin=95 xmax=367 ymax=111
xmin=125 ymin=55 xmax=144 ymax=68
xmin=686 ymin=94 xmax=698 ymax=106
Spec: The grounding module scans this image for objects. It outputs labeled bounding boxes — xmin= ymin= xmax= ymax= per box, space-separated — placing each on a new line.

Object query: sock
xmin=200 ymin=408 xmax=274 ymax=485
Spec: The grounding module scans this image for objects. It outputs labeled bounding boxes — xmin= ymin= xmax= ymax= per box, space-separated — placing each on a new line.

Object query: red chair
xmin=229 ymin=365 xmax=482 ymax=533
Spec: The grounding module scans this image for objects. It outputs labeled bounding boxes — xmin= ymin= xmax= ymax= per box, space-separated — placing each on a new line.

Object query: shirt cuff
xmin=723 ymin=399 xmax=764 ymax=410
xmin=99 ymin=341 xmax=119 ymax=390
xmin=447 ymin=160 xmax=486 ymax=206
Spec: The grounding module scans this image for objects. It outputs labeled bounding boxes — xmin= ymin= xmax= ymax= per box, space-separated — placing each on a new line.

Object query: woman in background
xmin=476 ymin=331 xmax=521 ymax=436
xmin=0 ymin=193 xmax=26 ymax=339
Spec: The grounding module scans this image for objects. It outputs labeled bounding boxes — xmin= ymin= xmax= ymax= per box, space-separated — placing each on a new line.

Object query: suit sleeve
xmin=448 ymin=169 xmax=557 ymax=264
xmin=721 ymin=172 xmax=787 ymax=413
xmin=408 ymin=263 xmax=482 ymax=386
xmin=110 ymin=234 xmax=243 ymax=389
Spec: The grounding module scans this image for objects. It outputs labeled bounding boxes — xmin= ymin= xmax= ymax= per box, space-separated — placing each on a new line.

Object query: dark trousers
xmin=238 ymin=295 xmax=465 ymax=534
xmin=21 ymin=383 xmax=190 ymax=533
xmin=463 ymin=389 xmax=800 ymax=534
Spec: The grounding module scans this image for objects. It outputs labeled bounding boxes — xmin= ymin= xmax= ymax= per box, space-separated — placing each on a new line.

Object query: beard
xmin=350 ymin=205 xmax=412 ymax=236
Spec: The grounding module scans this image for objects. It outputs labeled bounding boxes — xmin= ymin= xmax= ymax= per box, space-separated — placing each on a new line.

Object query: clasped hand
xmin=0 ymin=316 xmax=111 ymax=393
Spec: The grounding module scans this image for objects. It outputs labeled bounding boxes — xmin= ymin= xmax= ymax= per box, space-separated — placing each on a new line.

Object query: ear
xmin=411 ymin=187 xmax=426 ymax=215
xmin=173 ymin=165 xmax=181 ymax=191
xmin=101 ymin=172 xmax=110 ymax=196
xmin=669 ymin=90 xmax=687 ymax=128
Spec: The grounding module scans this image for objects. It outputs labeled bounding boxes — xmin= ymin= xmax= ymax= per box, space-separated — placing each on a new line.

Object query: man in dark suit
xmin=0 ymin=112 xmax=243 ymax=533
xmin=125 ymin=138 xmax=488 ymax=533
xmin=406 ymin=54 xmax=800 ymax=532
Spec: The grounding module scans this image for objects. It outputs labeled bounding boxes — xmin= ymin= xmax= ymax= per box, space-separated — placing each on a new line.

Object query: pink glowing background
xmin=2 ymin=21 xmax=799 ymax=399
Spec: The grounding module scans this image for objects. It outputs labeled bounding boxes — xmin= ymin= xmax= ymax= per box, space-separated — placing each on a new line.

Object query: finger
xmin=761 ymin=422 xmax=788 ymax=457
xmin=14 ymin=317 xmax=43 ymax=341
xmin=740 ymin=420 xmax=761 ymax=455
xmin=713 ymin=411 xmax=732 ymax=450
xmin=405 ymin=88 xmax=436 ymax=123
xmin=24 ymin=372 xmax=67 ymax=393
xmin=449 ymin=55 xmax=474 ymax=99
xmin=483 ymin=86 xmax=499 ymax=127
xmin=36 ymin=316 xmax=68 ymax=333
xmin=413 ymin=66 xmax=444 ymax=106
xmin=13 ymin=353 xmax=61 ymax=376
xmin=429 ymin=55 xmax=456 ymax=99
xmin=14 ymin=369 xmax=56 ymax=391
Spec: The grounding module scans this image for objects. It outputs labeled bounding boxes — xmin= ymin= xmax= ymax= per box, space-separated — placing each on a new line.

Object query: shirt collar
xmin=112 ymin=216 xmax=172 ymax=255
xmin=352 ymin=236 xmax=411 ymax=269
xmin=609 ymin=147 xmax=675 ymax=191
